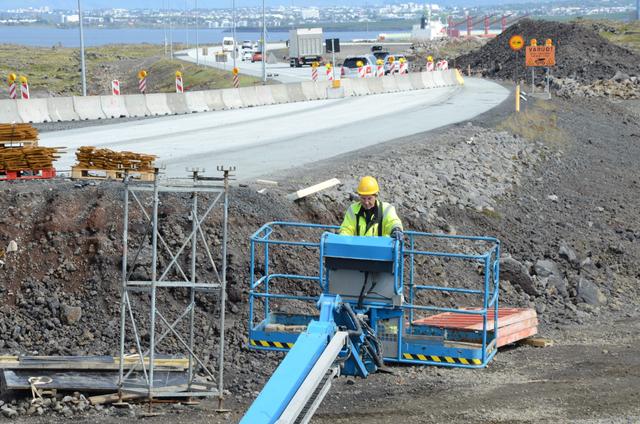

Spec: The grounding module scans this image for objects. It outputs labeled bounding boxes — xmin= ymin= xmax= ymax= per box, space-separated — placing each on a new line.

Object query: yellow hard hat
xmin=357 ymin=176 xmax=379 ymax=196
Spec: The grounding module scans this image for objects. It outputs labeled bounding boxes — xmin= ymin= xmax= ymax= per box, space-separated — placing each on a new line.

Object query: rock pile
xmin=553 ymin=72 xmax=640 ymax=99
xmin=455 ymin=19 xmax=640 ymax=84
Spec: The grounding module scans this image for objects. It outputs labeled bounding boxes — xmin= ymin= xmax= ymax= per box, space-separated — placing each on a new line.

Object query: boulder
xmin=576 ymin=277 xmax=607 ymax=305
xmin=500 ymin=257 xmax=538 ymax=296
xmin=60 ymin=304 xmax=82 ymax=325
xmin=558 ymin=242 xmax=579 ymax=266
xmin=534 ymin=259 xmax=562 ymax=278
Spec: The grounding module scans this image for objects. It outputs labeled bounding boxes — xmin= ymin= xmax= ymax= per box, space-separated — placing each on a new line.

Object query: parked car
xmin=340 ymin=55 xmax=376 ymax=78
xmin=241 ymin=40 xmax=253 ymax=51
xmin=372 ymin=51 xmax=390 ymax=61
xmin=251 ymin=52 xmax=263 ymax=63
xmin=242 ymin=51 xmax=253 ymax=61
xmin=384 ymin=54 xmax=409 ymax=74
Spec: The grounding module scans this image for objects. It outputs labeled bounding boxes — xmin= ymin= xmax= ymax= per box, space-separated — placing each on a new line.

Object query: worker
xmin=339 ymin=176 xmax=403 ymax=241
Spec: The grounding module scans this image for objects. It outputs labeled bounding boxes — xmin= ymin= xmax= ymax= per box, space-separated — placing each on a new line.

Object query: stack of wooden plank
xmin=413 ymin=307 xmax=538 ymax=348
xmin=0 ymin=124 xmax=63 ymax=179
xmin=0 ymin=146 xmax=62 ymax=171
xmin=74 ymin=146 xmax=156 ymax=171
xmin=72 ymin=146 xmax=157 ymax=182
xmin=0 ymin=123 xmax=39 ymax=146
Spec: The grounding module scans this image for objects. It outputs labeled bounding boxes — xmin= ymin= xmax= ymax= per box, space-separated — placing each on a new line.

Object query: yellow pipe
xmin=516 ymin=83 xmax=520 ymax=113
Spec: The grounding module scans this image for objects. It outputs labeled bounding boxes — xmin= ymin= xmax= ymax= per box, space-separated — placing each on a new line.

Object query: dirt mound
xmin=456 ymin=19 xmax=640 ymax=83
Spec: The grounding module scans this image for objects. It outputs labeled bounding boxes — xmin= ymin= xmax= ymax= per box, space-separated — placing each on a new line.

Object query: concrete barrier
xmin=300 ymin=81 xmax=319 ymax=100
xmin=73 ymin=96 xmax=106 ymax=120
xmin=124 ymin=94 xmax=150 ymax=117
xmin=238 ymin=86 xmax=260 ymax=107
xmin=221 ymin=88 xmax=243 ymax=109
xmin=286 ymin=83 xmax=306 ymax=102
xmin=432 ymin=71 xmax=446 ymax=88
xmin=440 ymin=70 xmax=454 ymax=86
xmin=166 ymin=93 xmax=190 ymax=114
xmin=366 ymin=78 xmax=385 ymax=94
xmin=203 ymin=90 xmax=225 ymax=111
xmin=47 ymin=97 xmax=79 ymax=121
xmin=145 ymin=93 xmax=171 ymax=116
xmin=16 ymin=98 xmax=50 ymax=123
xmin=339 ymin=79 xmax=355 ymax=97
xmin=394 ymin=74 xmax=413 ymax=91
xmin=314 ymin=81 xmax=330 ymax=99
xmin=184 ymin=91 xmax=209 ymax=113
xmin=269 ymin=84 xmax=289 ymax=104
xmin=100 ymin=95 xmax=129 ymax=119
xmin=255 ymin=85 xmax=276 ymax=105
xmin=408 ymin=73 xmax=426 ymax=90
xmin=421 ymin=71 xmax=436 ymax=89
xmin=381 ymin=75 xmax=399 ymax=93
xmin=0 ymin=99 xmax=21 ymax=123
xmin=351 ymin=79 xmax=371 ymax=96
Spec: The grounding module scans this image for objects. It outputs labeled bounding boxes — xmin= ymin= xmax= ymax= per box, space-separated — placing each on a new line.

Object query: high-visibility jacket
xmin=339 ymin=200 xmax=403 ymax=237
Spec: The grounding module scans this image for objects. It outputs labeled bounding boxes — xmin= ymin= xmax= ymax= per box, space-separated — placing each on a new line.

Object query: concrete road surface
xmin=40 ymin=78 xmax=509 ymax=181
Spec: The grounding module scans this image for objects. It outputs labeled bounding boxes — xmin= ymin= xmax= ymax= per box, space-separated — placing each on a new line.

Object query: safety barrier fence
xmin=0 ymin=70 xmax=463 ymax=124
xmin=248 ymin=221 xmax=500 ymax=368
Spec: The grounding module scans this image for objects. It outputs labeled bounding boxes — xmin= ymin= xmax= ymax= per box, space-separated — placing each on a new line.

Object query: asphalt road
xmin=176 ymin=43 xmax=410 ymax=83
xmin=39 ymin=77 xmax=510 ymax=181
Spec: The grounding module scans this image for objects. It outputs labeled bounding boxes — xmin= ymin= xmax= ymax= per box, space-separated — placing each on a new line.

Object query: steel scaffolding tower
xmin=117 ymin=167 xmax=233 ymax=407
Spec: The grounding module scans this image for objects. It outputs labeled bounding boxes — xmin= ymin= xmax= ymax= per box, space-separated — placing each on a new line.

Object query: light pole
xmin=195 ymin=0 xmax=199 ymax=65
xmin=232 ymin=0 xmax=236 ymax=69
xmin=262 ymin=0 xmax=267 ymax=83
xmin=77 ymin=0 xmax=87 ymax=96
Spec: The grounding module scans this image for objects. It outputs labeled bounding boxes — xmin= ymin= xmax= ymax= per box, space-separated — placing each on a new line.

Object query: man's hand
xmin=391 ymin=228 xmax=404 ymax=242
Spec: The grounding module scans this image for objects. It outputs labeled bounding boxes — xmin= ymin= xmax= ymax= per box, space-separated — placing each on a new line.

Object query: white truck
xmin=222 ymin=37 xmax=235 ymax=53
xmin=288 ymin=28 xmax=324 ymax=67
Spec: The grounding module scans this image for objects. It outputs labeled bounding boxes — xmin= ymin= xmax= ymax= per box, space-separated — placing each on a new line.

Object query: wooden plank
xmin=2 ymin=369 xmax=188 ymax=392
xmin=87 ymin=384 xmax=208 ymax=405
xmin=497 ymin=326 xmax=538 ymax=348
xmin=256 ymin=179 xmax=278 ymax=186
xmin=0 ymin=355 xmax=188 ymax=371
xmin=286 ymin=178 xmax=341 ymax=201
xmin=518 ymin=337 xmax=554 ymax=348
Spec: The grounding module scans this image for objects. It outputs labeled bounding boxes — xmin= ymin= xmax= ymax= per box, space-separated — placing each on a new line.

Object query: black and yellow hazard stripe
xmin=250 ymin=340 xmax=294 ymax=349
xmin=402 ymin=353 xmax=482 ymax=365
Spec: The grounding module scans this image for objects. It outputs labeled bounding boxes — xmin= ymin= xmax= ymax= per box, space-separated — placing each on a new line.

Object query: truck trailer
xmin=288 ymin=28 xmax=324 ymax=67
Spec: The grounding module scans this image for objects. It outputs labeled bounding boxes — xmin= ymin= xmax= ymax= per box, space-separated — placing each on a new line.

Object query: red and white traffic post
xmin=426 ymin=61 xmax=435 ymax=72
xmin=388 ymin=56 xmax=396 ymax=75
xmin=311 ymin=62 xmax=318 ymax=82
xmin=19 ymin=76 xmax=29 ymax=100
xmin=232 ymin=67 xmax=240 ymax=88
xmin=376 ymin=60 xmax=384 ymax=77
xmin=399 ymin=58 xmax=408 ymax=74
xmin=175 ymin=71 xmax=184 ymax=93
xmin=111 ymin=80 xmax=120 ymax=95
xmin=7 ymin=73 xmax=17 ymax=99
xmin=138 ymin=70 xmax=147 ymax=94
xmin=325 ymin=63 xmax=333 ymax=81
xmin=357 ymin=60 xmax=365 ymax=78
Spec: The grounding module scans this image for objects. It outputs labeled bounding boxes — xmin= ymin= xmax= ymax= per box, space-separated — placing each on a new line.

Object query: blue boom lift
xmin=241 ymin=222 xmax=500 ymax=423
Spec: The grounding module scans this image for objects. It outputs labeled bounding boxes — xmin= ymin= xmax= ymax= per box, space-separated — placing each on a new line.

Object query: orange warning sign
xmin=509 ymin=35 xmax=525 ymax=51
xmin=525 ymin=45 xmax=556 ymax=67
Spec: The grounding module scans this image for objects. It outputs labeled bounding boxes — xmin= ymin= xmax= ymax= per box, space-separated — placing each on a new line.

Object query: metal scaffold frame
xmin=117 ymin=167 xmax=234 ymax=407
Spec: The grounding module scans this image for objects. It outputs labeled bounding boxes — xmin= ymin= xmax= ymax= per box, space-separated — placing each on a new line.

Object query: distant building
xmin=63 ymin=14 xmax=79 ymax=23
xmin=301 ymin=8 xmax=319 ymax=20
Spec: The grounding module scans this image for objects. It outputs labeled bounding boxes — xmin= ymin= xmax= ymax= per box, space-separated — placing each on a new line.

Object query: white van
xmin=222 ymin=37 xmax=235 ymax=53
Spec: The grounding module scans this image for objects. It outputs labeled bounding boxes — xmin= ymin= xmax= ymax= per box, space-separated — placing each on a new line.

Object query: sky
xmin=10 ymin=0 xmax=544 ymax=10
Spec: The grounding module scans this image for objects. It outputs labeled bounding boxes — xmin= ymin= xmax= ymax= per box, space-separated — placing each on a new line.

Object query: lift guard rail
xmin=248 ymin=221 xmax=500 ymax=368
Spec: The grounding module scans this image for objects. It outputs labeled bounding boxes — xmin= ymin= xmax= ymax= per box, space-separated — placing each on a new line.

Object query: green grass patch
xmin=0 ymin=43 xmax=263 ymax=96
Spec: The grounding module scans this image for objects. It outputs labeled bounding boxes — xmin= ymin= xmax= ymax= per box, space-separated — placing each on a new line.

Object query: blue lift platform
xmin=241 ymin=222 xmax=501 ymax=423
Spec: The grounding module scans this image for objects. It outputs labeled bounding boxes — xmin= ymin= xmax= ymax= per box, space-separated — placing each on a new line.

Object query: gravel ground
xmin=1 ymin=89 xmax=639 ymax=423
